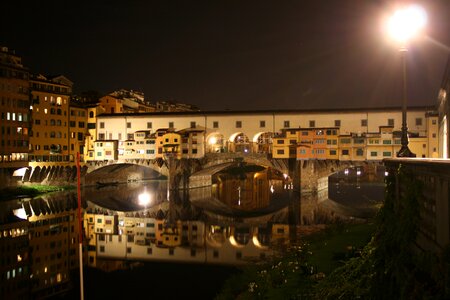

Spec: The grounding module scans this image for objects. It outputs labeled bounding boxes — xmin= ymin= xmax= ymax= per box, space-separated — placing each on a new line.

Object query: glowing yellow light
xmin=209 ymin=136 xmax=217 ymax=145
xmin=387 ymin=5 xmax=427 ymax=42
xmin=138 ymin=192 xmax=151 ymax=206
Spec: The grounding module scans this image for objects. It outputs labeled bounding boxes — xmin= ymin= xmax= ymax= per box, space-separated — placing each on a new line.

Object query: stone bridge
xmin=13 ymin=153 xmax=382 ymax=192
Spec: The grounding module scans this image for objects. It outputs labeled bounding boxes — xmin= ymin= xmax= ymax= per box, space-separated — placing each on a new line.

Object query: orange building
xmin=0 ymin=46 xmax=30 ymax=167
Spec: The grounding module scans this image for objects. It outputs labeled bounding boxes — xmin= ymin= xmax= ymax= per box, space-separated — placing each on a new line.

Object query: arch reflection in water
xmin=190 ymin=164 xmax=292 ymax=217
xmin=84 ymin=180 xmax=168 ymax=211
xmin=84 ymin=200 xmax=291 ymax=269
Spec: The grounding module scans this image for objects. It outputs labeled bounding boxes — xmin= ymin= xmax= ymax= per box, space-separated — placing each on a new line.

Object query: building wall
xmin=0 ymin=47 xmax=30 ymax=167
xmin=69 ymin=105 xmax=88 ymax=161
xmin=29 ymin=75 xmax=72 ymax=164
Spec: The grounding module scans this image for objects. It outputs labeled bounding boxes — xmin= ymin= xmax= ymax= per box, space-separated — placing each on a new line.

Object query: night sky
xmin=1 ymin=0 xmax=449 ymax=111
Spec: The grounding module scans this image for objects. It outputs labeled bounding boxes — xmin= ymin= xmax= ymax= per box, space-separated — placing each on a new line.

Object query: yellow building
xmin=85 ymin=103 xmax=105 ymax=161
xmin=162 ymin=132 xmax=182 ymax=159
xmin=0 ymin=46 xmax=30 ymax=167
xmin=99 ymin=94 xmax=123 ymax=114
xmin=272 ymin=129 xmax=298 ymax=159
xmin=69 ymin=102 xmax=88 ymax=161
xmin=29 ymin=74 xmax=72 ymax=164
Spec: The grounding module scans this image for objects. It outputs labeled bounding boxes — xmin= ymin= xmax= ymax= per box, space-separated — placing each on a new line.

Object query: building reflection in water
xmin=1 ymin=170 xmax=293 ymax=298
xmin=1 ymin=193 xmax=81 ymax=299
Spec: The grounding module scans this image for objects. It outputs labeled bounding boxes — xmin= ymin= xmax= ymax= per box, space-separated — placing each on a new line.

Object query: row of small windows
xmin=0 ymin=67 xmax=28 ymax=80
xmin=1 ymin=97 xmax=29 ymax=108
xmin=98 ymin=243 xmax=245 ymax=260
xmin=1 ymin=112 xmax=28 ymax=122
xmin=277 ymin=148 xmax=392 ymax=157
xmin=32 ymin=107 xmax=65 ymax=116
xmin=106 ymin=118 xmax=427 ymax=130
xmin=31 ymin=82 xmax=69 ymax=94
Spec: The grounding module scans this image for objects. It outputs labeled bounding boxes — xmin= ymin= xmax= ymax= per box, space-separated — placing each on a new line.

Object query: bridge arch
xmin=85 ymin=162 xmax=167 ymax=186
xmin=253 ymin=131 xmax=273 ymax=153
xmin=229 ymin=132 xmax=250 ymax=153
xmin=205 ymin=132 xmax=225 ymax=153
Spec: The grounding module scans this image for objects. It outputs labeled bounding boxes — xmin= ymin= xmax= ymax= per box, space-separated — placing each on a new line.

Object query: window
xmin=147 ymin=248 xmax=152 ymax=255
xmin=169 ymin=122 xmax=174 ymax=128
xmin=388 ymin=119 xmax=394 ymax=126
xmin=99 ymin=133 xmax=105 ymax=140
xmin=382 ymin=140 xmax=392 ymax=145
xmin=89 ymin=111 xmax=94 ymax=118
xmin=78 ymin=122 xmax=85 ymax=128
xmin=340 ymin=138 xmax=351 ymax=144
xmin=127 ymin=122 xmax=131 ymax=128
xmin=309 ymin=120 xmax=315 ymax=127
xmin=190 ymin=121 xmax=196 ymax=128
xmin=260 ymin=120 xmax=265 ymax=128
xmin=147 ymin=122 xmax=152 ymax=129
xmin=327 ymin=139 xmax=337 ymax=145
xmin=356 ymin=148 xmax=364 ymax=156
xmin=236 ymin=121 xmax=242 ymax=128
xmin=276 ymin=140 xmax=284 ymax=144
xmin=100 ymin=122 xmax=105 ymax=129
xmin=432 ymin=133 xmax=436 ymax=138
xmin=371 ymin=151 xmax=377 ymax=157
xmin=330 ymin=149 xmax=337 ymax=155
xmin=213 ymin=121 xmax=219 ymax=128
xmin=383 ymin=151 xmax=391 ymax=157
xmin=361 ymin=119 xmax=368 ymax=126
xmin=432 ymin=119 xmax=437 ymax=125
xmin=334 ymin=120 xmax=341 ymax=127
xmin=277 ymin=149 xmax=284 ymax=155
xmin=284 ymin=121 xmax=290 ymax=128
xmin=341 ymin=149 xmax=349 ymax=155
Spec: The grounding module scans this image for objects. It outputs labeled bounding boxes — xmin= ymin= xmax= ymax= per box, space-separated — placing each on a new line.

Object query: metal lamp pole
xmin=387 ymin=5 xmax=426 ymax=157
xmin=397 ymin=46 xmax=416 ymax=157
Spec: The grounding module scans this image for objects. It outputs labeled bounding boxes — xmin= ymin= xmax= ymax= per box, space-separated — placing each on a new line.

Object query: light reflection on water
xmin=1 ymin=165 xmax=385 ymax=294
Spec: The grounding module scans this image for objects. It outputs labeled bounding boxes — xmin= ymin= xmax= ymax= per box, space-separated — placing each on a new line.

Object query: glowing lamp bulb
xmin=387 ymin=5 xmax=427 ymax=43
xmin=138 ymin=192 xmax=151 ymax=206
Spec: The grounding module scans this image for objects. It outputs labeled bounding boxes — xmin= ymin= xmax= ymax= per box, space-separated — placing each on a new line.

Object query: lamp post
xmin=387 ymin=5 xmax=427 ymax=157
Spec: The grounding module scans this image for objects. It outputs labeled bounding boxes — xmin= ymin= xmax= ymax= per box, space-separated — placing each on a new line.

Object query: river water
xmin=0 ymin=165 xmax=385 ymax=298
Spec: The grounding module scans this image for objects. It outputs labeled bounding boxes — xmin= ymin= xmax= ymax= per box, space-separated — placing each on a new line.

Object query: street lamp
xmin=387 ymin=5 xmax=427 ymax=157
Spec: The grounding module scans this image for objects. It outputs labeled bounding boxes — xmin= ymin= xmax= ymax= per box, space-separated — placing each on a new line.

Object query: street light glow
xmin=387 ymin=5 xmax=427 ymax=43
xmin=138 ymin=192 xmax=151 ymax=206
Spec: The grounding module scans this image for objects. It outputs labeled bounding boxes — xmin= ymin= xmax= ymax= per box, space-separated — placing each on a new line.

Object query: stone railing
xmin=384 ymin=158 xmax=450 ymax=254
